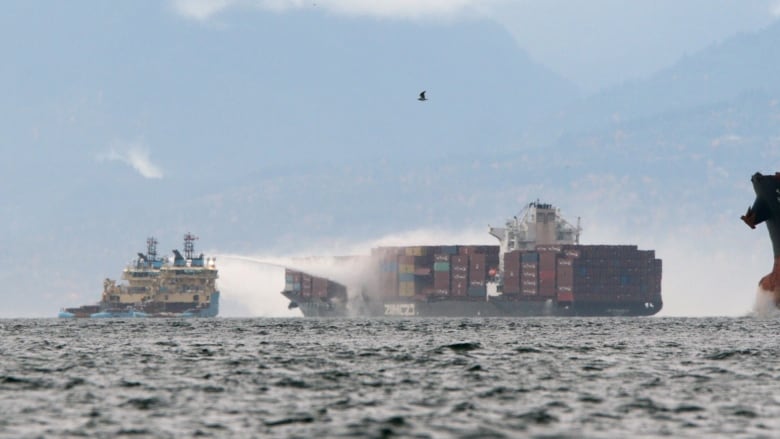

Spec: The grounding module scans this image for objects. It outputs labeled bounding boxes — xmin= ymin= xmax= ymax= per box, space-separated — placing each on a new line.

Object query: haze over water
xmin=3 ymin=315 xmax=780 ymax=438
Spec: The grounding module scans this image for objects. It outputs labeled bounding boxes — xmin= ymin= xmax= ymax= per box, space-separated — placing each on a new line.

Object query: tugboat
xmin=58 ymin=234 xmax=220 ymax=318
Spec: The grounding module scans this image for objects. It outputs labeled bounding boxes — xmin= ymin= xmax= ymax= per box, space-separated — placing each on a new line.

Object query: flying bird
xmin=418 ymin=91 xmax=427 ymax=101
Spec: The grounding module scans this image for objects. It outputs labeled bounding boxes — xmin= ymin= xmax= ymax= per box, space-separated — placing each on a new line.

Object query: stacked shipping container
xmin=288 ymin=244 xmax=661 ymax=308
xmin=433 ymin=253 xmax=451 ymax=296
xmin=556 ymin=256 xmax=574 ymax=302
xmin=284 ymin=269 xmax=346 ymax=299
xmin=451 ymin=255 xmax=469 ymax=297
xmin=502 ymin=251 xmax=521 ymax=294
xmin=498 ymin=245 xmax=661 ymax=305
xmin=521 ymin=252 xmax=539 ymax=296
xmin=466 ymin=249 xmax=500 ymax=298
xmin=570 ymin=245 xmax=661 ymax=304
xmin=366 ymin=245 xmax=499 ymax=300
xmin=538 ymin=250 xmax=557 ymax=297
xmin=372 ymin=247 xmax=400 ymax=298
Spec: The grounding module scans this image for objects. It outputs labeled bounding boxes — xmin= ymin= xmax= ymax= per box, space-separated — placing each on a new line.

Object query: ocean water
xmin=2 ymin=317 xmax=780 ymax=438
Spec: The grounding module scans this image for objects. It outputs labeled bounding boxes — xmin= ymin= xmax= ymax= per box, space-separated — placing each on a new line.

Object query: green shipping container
xmin=433 ymin=262 xmax=450 ymax=272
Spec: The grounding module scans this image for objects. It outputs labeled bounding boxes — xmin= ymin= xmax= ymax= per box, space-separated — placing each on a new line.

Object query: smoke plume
xmin=98 ymin=141 xmax=164 ymax=179
xmin=214 ymin=227 xmax=489 ymax=317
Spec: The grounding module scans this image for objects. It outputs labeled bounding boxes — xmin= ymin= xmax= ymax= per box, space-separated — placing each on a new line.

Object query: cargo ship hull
xmin=283 ymin=291 xmax=660 ymax=318
xmin=285 ymin=293 xmax=663 ymax=317
xmin=742 ymin=172 xmax=780 ymax=306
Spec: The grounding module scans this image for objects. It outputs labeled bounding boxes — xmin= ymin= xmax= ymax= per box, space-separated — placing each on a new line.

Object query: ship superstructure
xmin=281 ymin=202 xmax=662 ymax=317
xmin=59 ymin=234 xmax=219 ymax=318
xmin=488 ymin=201 xmax=581 ymax=272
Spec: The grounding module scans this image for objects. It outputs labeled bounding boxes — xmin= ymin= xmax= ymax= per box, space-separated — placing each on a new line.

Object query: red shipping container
xmin=451 ymin=281 xmax=468 ymax=296
xmin=539 ymin=268 xmax=556 ymax=296
xmin=398 ymin=255 xmax=415 ymax=263
xmin=452 ymin=270 xmax=468 ymax=279
xmin=502 ymin=255 xmax=521 ymax=294
xmin=451 ymin=255 xmax=468 ymax=267
xmin=458 ymin=245 xmax=499 ymax=255
xmin=503 ymin=281 xmax=520 ymax=294
xmin=539 ymin=251 xmax=557 ymax=272
xmin=470 ymin=254 xmax=487 ymax=285
xmin=434 ymin=272 xmax=450 ymax=290
xmin=469 ymin=254 xmax=487 ymax=271
xmin=452 ymin=267 xmax=469 ymax=278
xmin=539 ymin=270 xmax=555 ymax=282
xmin=504 ymin=251 xmax=521 ymax=266
xmin=521 ymin=259 xmax=538 ymax=292
xmin=312 ymin=277 xmax=328 ymax=298
xmin=556 ymin=257 xmax=574 ymax=298
xmin=301 ymin=274 xmax=312 ymax=297
xmin=557 ymin=290 xmax=574 ymax=302
xmin=521 ymin=273 xmax=538 ymax=294
xmin=379 ymin=272 xmax=399 ymax=297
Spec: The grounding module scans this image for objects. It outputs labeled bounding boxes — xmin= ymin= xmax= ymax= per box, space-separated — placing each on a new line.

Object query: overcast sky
xmin=2 ymin=1 xmax=779 ymax=318
xmin=170 ymin=0 xmax=780 ymax=91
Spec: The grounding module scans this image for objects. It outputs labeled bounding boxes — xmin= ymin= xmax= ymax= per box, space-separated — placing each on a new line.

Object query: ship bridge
xmin=488 ymin=201 xmax=581 ymax=272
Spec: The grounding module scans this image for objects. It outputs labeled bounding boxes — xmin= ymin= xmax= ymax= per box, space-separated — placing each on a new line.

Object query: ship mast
xmin=183 ymin=233 xmax=198 ymax=260
xmin=146 ymin=237 xmax=158 ymax=262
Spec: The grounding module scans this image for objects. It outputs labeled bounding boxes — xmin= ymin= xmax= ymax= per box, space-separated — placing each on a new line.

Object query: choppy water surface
xmin=2 ymin=317 xmax=780 ymax=438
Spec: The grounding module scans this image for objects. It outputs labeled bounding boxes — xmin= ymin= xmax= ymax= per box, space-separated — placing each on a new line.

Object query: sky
xmin=169 ymin=0 xmax=780 ymax=92
xmin=2 ymin=1 xmax=780 ymax=318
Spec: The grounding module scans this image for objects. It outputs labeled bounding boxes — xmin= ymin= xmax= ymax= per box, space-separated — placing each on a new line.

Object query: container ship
xmin=742 ymin=171 xmax=780 ymax=306
xmin=58 ymin=233 xmax=219 ymax=318
xmin=281 ymin=202 xmax=663 ymax=317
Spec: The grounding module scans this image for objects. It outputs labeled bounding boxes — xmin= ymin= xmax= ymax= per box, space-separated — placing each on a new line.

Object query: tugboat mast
xmin=146 ymin=237 xmax=158 ymax=262
xmin=183 ymin=233 xmax=198 ymax=260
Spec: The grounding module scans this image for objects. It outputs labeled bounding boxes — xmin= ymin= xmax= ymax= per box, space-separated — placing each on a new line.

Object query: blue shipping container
xmin=467 ymin=286 xmax=487 ymax=297
xmin=399 ymin=273 xmax=415 ymax=282
xmin=521 ymin=252 xmax=539 ymax=263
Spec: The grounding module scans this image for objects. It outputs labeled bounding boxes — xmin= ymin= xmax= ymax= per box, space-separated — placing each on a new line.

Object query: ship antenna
xmin=183 ymin=232 xmax=198 ymax=260
xmin=146 ymin=237 xmax=158 ymax=262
